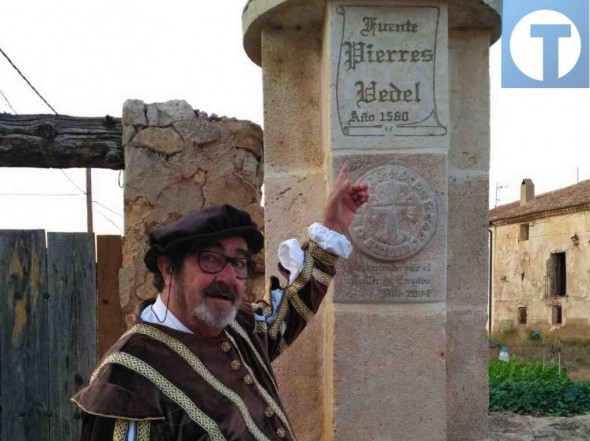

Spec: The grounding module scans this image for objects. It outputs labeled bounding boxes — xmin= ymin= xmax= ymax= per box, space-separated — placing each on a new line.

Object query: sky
xmin=0 ymin=1 xmax=588 ymax=235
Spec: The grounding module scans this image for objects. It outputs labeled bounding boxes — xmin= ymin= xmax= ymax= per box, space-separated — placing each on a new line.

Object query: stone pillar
xmin=119 ymin=100 xmax=264 ymax=325
xmin=445 ymin=28 xmax=492 ymax=440
xmin=242 ymin=1 xmax=500 ymax=439
xmin=328 ymin=6 xmax=449 ymax=439
xmin=260 ymin=25 xmax=333 ymax=440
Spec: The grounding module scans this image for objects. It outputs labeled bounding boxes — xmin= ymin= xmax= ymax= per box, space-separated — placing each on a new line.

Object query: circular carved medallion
xmin=349 ymin=165 xmax=437 ymax=261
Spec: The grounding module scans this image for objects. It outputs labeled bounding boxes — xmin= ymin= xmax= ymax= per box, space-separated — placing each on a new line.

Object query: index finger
xmin=334 ymin=164 xmax=349 ymax=187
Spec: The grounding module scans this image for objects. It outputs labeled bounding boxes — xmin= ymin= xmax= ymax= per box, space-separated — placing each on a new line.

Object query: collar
xmin=139 ymin=294 xmax=194 ymax=334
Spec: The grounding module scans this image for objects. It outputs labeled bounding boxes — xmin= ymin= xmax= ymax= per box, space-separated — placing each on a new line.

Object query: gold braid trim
xmin=129 ymin=324 xmax=271 ymax=441
xmin=289 ymin=294 xmax=314 ymax=323
xmin=113 ymin=419 xmax=129 ymax=441
xmin=251 ymin=302 xmax=262 ymax=314
xmin=223 ymin=332 xmax=294 ymax=438
xmin=278 ymin=339 xmax=289 ymax=355
xmin=137 ymin=420 xmax=151 ymax=441
xmin=91 ymin=352 xmax=118 ymax=384
xmin=263 ymin=279 xmax=272 ymax=304
xmin=312 ymin=268 xmax=333 ymax=286
xmin=268 ymin=248 xmax=314 ymax=339
xmin=254 ymin=321 xmax=267 ymax=333
xmin=70 ymin=399 xmax=164 ymax=422
xmin=90 ymin=325 xmax=139 ymax=384
xmin=228 ymin=322 xmax=278 ymax=392
xmin=307 ymin=240 xmax=339 ymax=266
xmin=101 ymin=352 xmax=226 ymax=441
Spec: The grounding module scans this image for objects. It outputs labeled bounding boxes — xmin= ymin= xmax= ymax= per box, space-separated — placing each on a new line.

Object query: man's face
xmin=172 ymin=237 xmax=249 ymax=332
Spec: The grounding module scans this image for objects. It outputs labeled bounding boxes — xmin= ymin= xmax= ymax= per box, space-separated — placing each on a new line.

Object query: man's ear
xmin=156 ymin=255 xmax=174 ymax=284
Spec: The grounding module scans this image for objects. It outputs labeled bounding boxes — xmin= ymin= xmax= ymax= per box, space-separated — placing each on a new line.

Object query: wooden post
xmin=86 ymin=168 xmax=93 ymax=233
xmin=97 ymin=235 xmax=123 ymax=358
xmin=0 ymin=230 xmax=49 ymax=441
xmin=47 ymin=233 xmax=96 ymax=440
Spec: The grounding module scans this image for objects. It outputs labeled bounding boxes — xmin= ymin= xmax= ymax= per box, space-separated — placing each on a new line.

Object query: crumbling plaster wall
xmin=491 ymin=211 xmax=590 ymax=338
xmin=119 ymin=99 xmax=264 ymax=325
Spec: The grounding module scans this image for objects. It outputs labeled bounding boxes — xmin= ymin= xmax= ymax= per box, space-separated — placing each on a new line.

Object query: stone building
xmin=489 ymin=179 xmax=590 ymax=338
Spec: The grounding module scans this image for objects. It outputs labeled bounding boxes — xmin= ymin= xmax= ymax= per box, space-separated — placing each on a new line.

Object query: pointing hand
xmin=322 ymin=165 xmax=369 ymax=234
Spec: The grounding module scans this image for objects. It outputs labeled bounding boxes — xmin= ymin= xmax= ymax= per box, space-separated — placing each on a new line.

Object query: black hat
xmin=144 ymin=204 xmax=264 ymax=273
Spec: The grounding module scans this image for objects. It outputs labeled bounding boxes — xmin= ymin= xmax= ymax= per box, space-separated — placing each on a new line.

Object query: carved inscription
xmin=342 ymin=258 xmax=436 ymax=302
xmin=335 ymin=6 xmax=447 ymax=137
xmin=349 ymin=165 xmax=437 ymax=261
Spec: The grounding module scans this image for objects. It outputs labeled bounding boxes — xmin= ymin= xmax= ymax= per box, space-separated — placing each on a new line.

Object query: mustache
xmin=202 ymin=282 xmax=237 ymax=302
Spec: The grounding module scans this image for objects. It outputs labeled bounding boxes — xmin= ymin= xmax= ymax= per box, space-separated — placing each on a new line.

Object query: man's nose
xmin=216 ymin=261 xmax=239 ymax=284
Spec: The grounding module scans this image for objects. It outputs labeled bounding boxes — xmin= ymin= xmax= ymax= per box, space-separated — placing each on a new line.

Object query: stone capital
xmin=242 ymin=0 xmax=501 ymax=65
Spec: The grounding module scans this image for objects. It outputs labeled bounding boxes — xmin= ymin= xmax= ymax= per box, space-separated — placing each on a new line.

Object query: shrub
xmin=489 ymin=357 xmax=590 ymax=416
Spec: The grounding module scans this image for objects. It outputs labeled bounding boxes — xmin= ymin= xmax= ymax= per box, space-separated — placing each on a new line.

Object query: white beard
xmin=192 ymin=302 xmax=237 ymax=329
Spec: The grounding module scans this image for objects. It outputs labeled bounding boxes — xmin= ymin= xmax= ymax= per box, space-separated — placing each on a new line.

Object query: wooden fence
xmin=0 ymin=231 xmax=123 ymax=441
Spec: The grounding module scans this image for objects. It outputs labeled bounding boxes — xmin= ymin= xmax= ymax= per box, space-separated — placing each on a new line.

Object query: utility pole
xmin=86 ymin=168 xmax=93 ymax=233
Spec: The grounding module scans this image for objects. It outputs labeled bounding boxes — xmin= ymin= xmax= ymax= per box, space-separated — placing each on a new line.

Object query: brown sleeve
xmin=79 ymin=412 xmax=116 ymax=441
xmin=254 ymin=240 xmax=337 ymax=362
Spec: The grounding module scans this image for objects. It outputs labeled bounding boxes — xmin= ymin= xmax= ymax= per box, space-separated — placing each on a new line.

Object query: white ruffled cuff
xmin=277 ymin=223 xmax=352 ymax=284
xmin=308 ymin=222 xmax=352 ymax=258
xmin=277 ymin=239 xmax=305 ymax=284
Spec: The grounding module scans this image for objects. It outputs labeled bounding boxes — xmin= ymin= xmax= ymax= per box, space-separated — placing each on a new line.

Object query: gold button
xmin=243 ymin=374 xmax=254 ymax=384
xmin=221 ymin=342 xmax=231 ymax=353
xmin=264 ymin=406 xmax=275 ymax=418
xmin=277 ymin=427 xmax=286 ymax=438
xmin=231 ymin=360 xmax=241 ymax=370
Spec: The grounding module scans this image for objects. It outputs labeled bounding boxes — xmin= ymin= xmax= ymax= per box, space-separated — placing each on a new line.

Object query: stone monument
xmin=243 ymin=0 xmax=499 ymax=439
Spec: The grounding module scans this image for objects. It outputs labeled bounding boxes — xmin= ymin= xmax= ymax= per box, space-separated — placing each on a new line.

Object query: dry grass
xmin=490 ymin=330 xmax=590 ymax=382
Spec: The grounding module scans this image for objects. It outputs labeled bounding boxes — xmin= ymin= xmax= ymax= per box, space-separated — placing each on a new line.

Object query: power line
xmin=94 ymin=206 xmax=123 ymax=233
xmin=0 ymin=192 xmax=122 ymax=232
xmin=60 ymin=169 xmax=86 ymax=194
xmin=0 ymin=46 xmax=58 ymax=115
xmin=59 ymin=170 xmax=122 ymax=216
xmin=92 ymin=200 xmax=123 ymax=218
xmin=0 ymin=87 xmax=17 ymax=114
xmin=0 ymin=193 xmax=79 ymax=196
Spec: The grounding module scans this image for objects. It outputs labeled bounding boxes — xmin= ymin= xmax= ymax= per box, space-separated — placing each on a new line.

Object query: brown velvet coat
xmin=72 ymin=241 xmax=337 ymax=441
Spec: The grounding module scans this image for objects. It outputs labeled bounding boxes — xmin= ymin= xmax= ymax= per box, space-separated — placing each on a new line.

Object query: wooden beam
xmin=0 ymin=114 xmax=124 ymax=169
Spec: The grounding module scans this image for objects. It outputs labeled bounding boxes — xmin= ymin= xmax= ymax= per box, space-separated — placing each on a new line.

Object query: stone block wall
xmin=119 ymin=99 xmax=264 ymax=325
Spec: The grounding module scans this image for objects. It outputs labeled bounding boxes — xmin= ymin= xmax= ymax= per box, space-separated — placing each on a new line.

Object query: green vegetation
xmin=489 ymin=357 xmax=590 ymax=416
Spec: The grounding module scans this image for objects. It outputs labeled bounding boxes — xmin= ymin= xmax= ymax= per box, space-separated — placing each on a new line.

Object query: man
xmin=72 ymin=166 xmax=369 ymax=440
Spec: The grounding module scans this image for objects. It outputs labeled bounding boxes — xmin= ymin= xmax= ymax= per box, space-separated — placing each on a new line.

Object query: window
xmin=546 ymin=252 xmax=566 ymax=297
xmin=518 ymin=307 xmax=527 ymax=325
xmin=520 ymin=224 xmax=529 ymax=241
xmin=552 ymin=305 xmax=563 ymax=325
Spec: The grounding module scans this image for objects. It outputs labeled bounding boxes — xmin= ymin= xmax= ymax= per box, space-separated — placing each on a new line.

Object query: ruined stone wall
xmin=491 ymin=211 xmax=590 ymax=339
xmin=120 ymin=99 xmax=264 ymax=325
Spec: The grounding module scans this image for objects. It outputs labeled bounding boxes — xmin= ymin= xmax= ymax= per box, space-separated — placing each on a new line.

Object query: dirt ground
xmin=488 ymin=412 xmax=590 ymax=440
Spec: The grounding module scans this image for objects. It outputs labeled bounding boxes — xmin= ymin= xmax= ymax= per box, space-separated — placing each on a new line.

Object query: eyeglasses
xmin=196 ymin=250 xmax=255 ymax=279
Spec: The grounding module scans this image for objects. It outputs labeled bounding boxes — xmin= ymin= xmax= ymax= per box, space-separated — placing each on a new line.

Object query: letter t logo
xmin=530 ymin=24 xmax=571 ymax=81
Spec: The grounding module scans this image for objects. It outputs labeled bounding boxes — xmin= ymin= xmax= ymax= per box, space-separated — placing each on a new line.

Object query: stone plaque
xmin=329 ymin=4 xmax=448 ymax=150
xmin=349 ymin=165 xmax=437 ymax=261
xmin=334 ymin=154 xmax=446 ymax=303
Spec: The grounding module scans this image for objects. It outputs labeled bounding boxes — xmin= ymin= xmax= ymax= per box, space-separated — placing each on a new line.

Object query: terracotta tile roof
xmin=490 ymin=179 xmax=590 ymax=225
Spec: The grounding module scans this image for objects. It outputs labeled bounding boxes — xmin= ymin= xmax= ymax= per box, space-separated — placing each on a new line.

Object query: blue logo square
xmin=502 ymin=0 xmax=589 ymax=88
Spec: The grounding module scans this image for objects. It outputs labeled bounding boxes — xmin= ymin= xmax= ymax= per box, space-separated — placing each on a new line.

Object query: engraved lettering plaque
xmin=334 ymin=155 xmax=447 ymax=303
xmin=329 ymin=4 xmax=448 ymax=150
